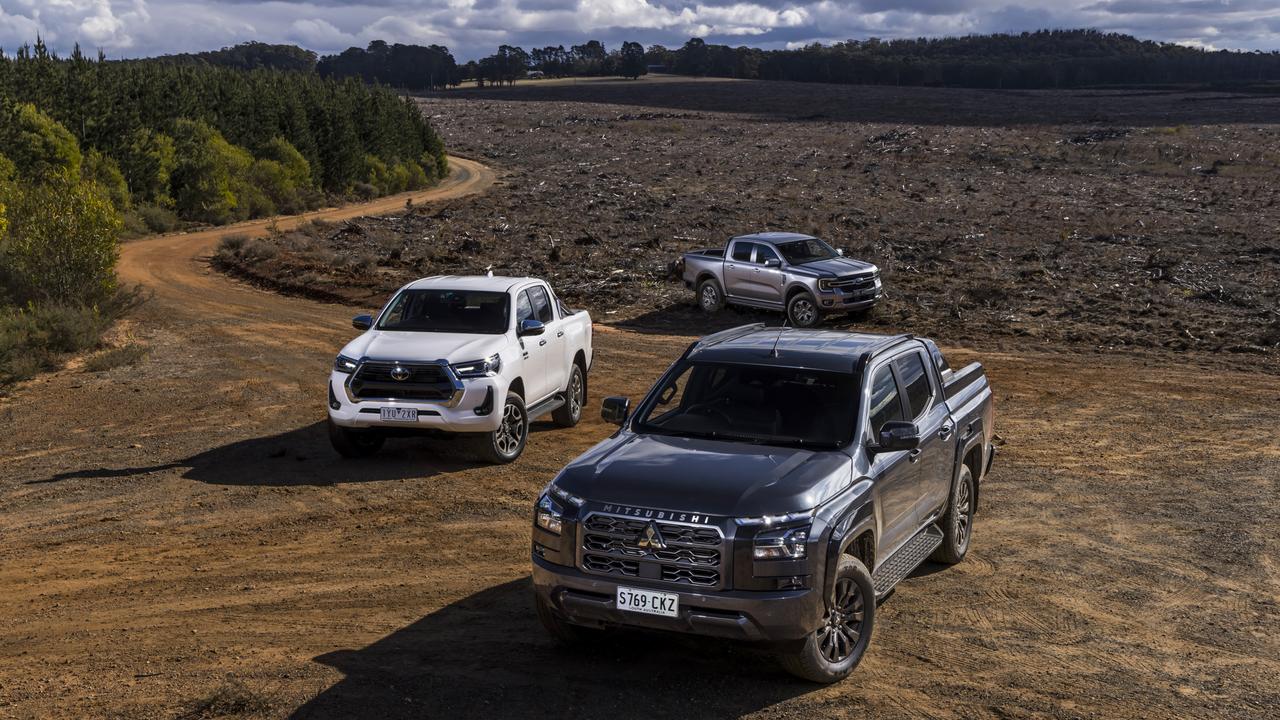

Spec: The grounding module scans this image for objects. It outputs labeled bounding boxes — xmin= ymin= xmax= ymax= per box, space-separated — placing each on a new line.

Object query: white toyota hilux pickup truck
xmin=327 ymin=275 xmax=593 ymax=463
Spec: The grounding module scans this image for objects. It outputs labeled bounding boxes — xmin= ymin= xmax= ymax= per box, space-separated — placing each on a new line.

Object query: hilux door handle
xmin=939 ymin=423 xmax=954 ymax=440
xmin=556 ymin=330 xmax=564 ymax=338
xmin=908 ymin=449 xmax=922 ymax=463
xmin=539 ymin=339 xmax=548 ymax=347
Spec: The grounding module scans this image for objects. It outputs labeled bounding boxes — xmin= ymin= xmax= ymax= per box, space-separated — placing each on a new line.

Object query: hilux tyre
xmin=551 ymin=364 xmax=585 ymax=428
xmin=697 ymin=278 xmax=725 ymax=313
xmin=786 ymin=292 xmax=822 ymax=328
xmin=931 ymin=464 xmax=975 ymax=564
xmin=476 ymin=391 xmax=528 ymax=464
xmin=328 ymin=417 xmax=385 ymax=458
xmin=779 ymin=555 xmax=875 ymax=683
xmin=535 ymin=594 xmax=603 ymax=645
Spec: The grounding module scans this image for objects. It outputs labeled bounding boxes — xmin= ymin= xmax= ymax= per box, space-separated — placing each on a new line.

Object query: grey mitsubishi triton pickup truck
xmin=530 ymin=324 xmax=994 ymax=682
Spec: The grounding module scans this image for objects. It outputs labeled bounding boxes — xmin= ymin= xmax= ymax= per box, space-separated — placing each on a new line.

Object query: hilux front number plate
xmin=379 ymin=407 xmax=418 ymax=422
xmin=616 ymin=586 xmax=679 ymax=618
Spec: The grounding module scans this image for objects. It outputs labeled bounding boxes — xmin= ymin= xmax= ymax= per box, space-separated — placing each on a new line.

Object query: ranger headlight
xmin=817 ymin=278 xmax=834 ymax=292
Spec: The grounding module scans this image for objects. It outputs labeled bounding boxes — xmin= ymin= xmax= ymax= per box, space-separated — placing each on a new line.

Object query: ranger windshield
xmin=636 ymin=361 xmax=858 ymax=448
xmin=775 ymin=238 xmax=839 ymax=265
xmin=377 ymin=289 xmax=509 ymax=334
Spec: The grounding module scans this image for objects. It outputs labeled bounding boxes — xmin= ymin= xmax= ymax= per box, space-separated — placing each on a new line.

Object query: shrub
xmin=84 ymin=343 xmax=147 ymax=372
xmin=119 ymin=128 xmax=177 ymax=208
xmin=133 ymin=203 xmax=180 ymax=234
xmin=0 ymin=103 xmax=82 ymax=178
xmin=0 ymin=171 xmax=122 ymax=304
xmin=82 ymin=149 xmax=131 ymax=212
xmin=0 ymin=302 xmax=108 ymax=387
xmin=170 ymin=120 xmax=258 ymax=225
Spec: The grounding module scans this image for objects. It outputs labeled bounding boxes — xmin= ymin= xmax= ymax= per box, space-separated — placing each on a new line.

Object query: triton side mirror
xmin=601 ymin=396 xmax=630 ymax=425
xmin=352 ymin=314 xmax=373 ymax=331
xmin=519 ymin=319 xmax=546 ymax=336
xmin=870 ymin=421 xmax=921 ymax=453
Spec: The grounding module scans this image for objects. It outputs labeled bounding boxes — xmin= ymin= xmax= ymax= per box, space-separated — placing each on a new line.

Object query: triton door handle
xmin=939 ymin=423 xmax=954 ymax=440
xmin=908 ymin=449 xmax=922 ymax=463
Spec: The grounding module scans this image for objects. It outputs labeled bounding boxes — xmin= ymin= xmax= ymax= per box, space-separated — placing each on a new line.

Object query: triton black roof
xmin=687 ymin=324 xmax=912 ymax=373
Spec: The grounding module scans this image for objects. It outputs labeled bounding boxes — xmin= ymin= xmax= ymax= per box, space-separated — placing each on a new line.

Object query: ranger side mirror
xmin=763 ymin=258 xmax=782 ymax=268
xmin=352 ymin=314 xmax=373 ymax=331
xmin=871 ymin=421 xmax=921 ymax=453
xmin=601 ymin=396 xmax=630 ymax=425
xmin=519 ymin=319 xmax=546 ymax=336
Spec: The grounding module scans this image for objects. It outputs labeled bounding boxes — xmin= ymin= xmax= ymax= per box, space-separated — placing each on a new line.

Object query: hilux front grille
xmin=349 ymin=361 xmax=457 ymax=402
xmin=579 ymin=513 xmax=725 ymax=589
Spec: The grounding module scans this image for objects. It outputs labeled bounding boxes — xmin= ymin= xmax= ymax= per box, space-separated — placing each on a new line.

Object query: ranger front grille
xmin=828 ymin=273 xmax=879 ymax=291
xmin=579 ymin=512 xmax=725 ymax=589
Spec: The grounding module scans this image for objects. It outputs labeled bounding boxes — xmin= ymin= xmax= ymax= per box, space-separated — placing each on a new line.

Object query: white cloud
xmin=0 ymin=0 xmax=1277 ymax=60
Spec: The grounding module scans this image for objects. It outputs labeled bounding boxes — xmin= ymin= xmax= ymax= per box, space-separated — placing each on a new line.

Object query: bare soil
xmin=217 ymin=76 xmax=1279 ymax=364
xmin=0 ymin=81 xmax=1277 ymax=719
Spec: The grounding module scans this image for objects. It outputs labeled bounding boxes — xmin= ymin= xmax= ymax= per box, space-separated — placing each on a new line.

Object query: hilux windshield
xmin=377 ymin=289 xmax=509 ymax=334
xmin=635 ymin=361 xmax=858 ymax=448
xmin=775 ymin=238 xmax=839 ymax=265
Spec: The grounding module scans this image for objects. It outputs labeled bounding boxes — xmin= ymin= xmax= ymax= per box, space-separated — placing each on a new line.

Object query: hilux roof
xmin=687 ymin=324 xmax=912 ymax=373
xmin=404 ymin=275 xmax=537 ymax=292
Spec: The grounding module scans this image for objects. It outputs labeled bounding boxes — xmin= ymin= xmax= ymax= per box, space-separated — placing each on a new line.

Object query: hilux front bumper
xmin=327 ymin=371 xmax=504 ymax=433
xmin=532 ymin=554 xmax=825 ymax=642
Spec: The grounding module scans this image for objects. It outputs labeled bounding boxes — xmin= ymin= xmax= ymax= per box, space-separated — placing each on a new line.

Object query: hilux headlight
xmin=334 ymin=354 xmax=359 ymax=374
xmin=753 ymin=525 xmax=810 ymax=560
xmin=452 ymin=353 xmax=501 ymax=378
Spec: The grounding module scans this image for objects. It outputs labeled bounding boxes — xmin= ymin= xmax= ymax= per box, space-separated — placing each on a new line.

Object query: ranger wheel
xmin=327 ymin=417 xmax=385 ymax=458
xmin=476 ymin=391 xmax=528 ymax=464
xmin=697 ymin=278 xmax=725 ymax=313
xmin=931 ymin=463 xmax=976 ymax=564
xmin=786 ymin=292 xmax=822 ymax=328
xmin=535 ymin=593 xmax=603 ymax=645
xmin=552 ymin=364 xmax=585 ymax=428
xmin=779 ymin=555 xmax=875 ymax=683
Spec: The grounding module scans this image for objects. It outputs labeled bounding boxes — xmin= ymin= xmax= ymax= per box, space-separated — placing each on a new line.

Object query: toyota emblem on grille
xmin=637 ymin=522 xmax=667 ymax=550
xmin=390 ymin=366 xmax=411 ymax=381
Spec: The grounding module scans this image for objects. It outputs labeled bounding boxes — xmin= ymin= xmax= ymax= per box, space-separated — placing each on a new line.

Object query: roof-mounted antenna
xmin=770 ymin=316 xmax=789 ymax=358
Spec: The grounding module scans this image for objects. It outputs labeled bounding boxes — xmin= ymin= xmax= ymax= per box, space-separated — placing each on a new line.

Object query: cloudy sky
xmin=2 ymin=0 xmax=1278 ymax=62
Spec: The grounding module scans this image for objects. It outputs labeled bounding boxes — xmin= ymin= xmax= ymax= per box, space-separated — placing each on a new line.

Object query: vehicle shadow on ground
xmin=27 ymin=419 xmax=545 ymax=487
xmin=612 ymin=300 xmax=888 ymax=338
xmin=291 ymin=577 xmax=814 ymax=719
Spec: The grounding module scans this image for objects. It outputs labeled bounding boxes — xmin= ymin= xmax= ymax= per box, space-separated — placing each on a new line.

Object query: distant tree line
xmin=651 ymin=31 xmax=1280 ymax=89
xmin=155 ymin=41 xmax=319 ymax=73
xmin=460 ymin=41 xmax=647 ymax=85
xmin=318 ymin=40 xmax=458 ymax=90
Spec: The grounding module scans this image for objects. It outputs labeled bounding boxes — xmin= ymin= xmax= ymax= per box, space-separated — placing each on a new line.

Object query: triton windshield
xmin=377 ymin=289 xmax=510 ymax=334
xmin=635 ymin=361 xmax=858 ymax=448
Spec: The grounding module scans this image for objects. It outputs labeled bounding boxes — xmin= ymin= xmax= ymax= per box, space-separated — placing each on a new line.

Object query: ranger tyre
xmin=779 ymin=555 xmax=875 ymax=683
xmin=551 ymin=364 xmax=585 ymax=428
xmin=697 ymin=278 xmax=725 ymax=313
xmin=476 ymin=391 xmax=528 ymax=464
xmin=931 ymin=464 xmax=975 ymax=564
xmin=327 ymin=417 xmax=385 ymax=458
xmin=786 ymin=292 xmax=822 ymax=328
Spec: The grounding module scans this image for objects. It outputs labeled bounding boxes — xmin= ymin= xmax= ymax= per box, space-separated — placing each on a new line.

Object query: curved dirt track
xmin=1 ymin=149 xmax=1278 ymax=719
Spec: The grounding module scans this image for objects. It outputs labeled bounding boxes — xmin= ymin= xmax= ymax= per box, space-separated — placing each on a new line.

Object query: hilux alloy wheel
xmin=478 ymin=391 xmax=528 ymax=463
xmin=779 ymin=555 xmax=875 ymax=683
xmin=552 ymin=364 xmax=585 ymax=427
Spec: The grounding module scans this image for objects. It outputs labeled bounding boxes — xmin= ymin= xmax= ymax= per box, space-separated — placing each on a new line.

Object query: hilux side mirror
xmin=519 ymin=319 xmax=546 ymax=336
xmin=870 ymin=421 xmax=921 ymax=454
xmin=836 ymin=248 xmax=845 ymax=256
xmin=352 ymin=314 xmax=373 ymax=331
xmin=601 ymin=396 xmax=630 ymax=425
xmin=763 ymin=259 xmax=782 ymax=268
